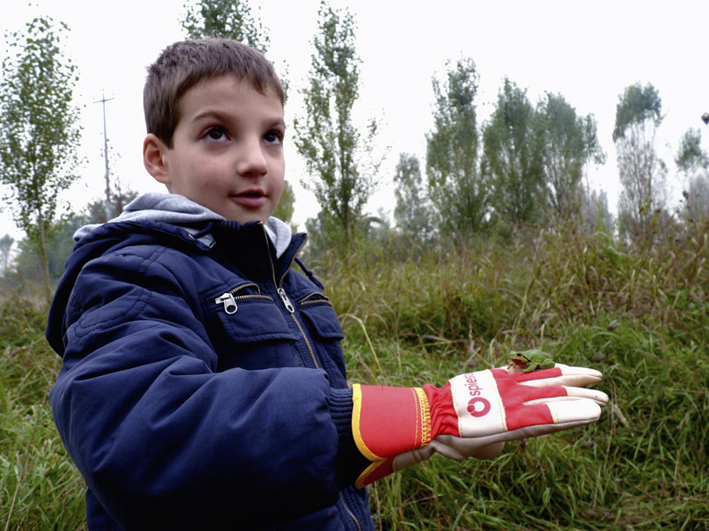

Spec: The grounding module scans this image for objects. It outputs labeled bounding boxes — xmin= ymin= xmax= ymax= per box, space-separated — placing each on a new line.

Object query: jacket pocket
xmin=298 ymin=298 xmax=345 ymax=340
xmin=297 ymin=295 xmax=347 ymax=385
xmin=208 ymin=282 xmax=301 ymax=371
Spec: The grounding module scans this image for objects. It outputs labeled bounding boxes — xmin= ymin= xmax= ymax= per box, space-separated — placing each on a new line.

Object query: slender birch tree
xmin=294 ymin=1 xmax=378 ymax=247
xmin=0 ymin=16 xmax=82 ymax=296
xmin=426 ymin=58 xmax=487 ymax=235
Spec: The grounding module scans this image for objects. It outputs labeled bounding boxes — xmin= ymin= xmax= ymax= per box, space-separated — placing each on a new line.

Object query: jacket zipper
xmin=339 ymin=491 xmax=362 ymax=531
xmin=214 ymin=283 xmax=270 ymax=315
xmin=298 ymin=292 xmax=331 ymax=305
xmin=263 ymin=227 xmax=362 ymax=531
xmin=261 ymin=226 xmax=320 ymax=369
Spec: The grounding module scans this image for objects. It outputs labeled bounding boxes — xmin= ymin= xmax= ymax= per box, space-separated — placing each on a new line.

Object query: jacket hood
xmin=75 ymin=193 xmax=293 ymax=258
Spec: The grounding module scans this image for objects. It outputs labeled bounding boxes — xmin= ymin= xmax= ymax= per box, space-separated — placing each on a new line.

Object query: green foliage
xmin=84 ymin=178 xmax=139 ymax=225
xmin=294 ymin=1 xmax=379 ymax=250
xmin=676 ymin=128 xmax=709 ymax=224
xmin=0 ymin=16 xmax=82 ymax=296
xmin=535 ymin=92 xmax=605 ymax=222
xmin=10 ymin=215 xmax=85 ymax=285
xmin=272 ymin=180 xmax=295 ymax=224
xmin=181 ymin=0 xmax=270 ymax=53
xmin=1 ymin=202 xmax=113 ymax=290
xmin=0 ymin=234 xmax=14 ymax=277
xmin=483 ymin=78 xmax=545 ymax=229
xmin=675 ymin=128 xmax=708 ymax=176
xmin=612 ymin=83 xmax=663 ymax=143
xmin=426 ymin=58 xmax=488 ymax=236
xmin=614 ymin=83 xmax=668 ymax=245
xmin=180 ymin=0 xmax=292 ymax=99
xmin=392 ymin=153 xmax=433 ymax=240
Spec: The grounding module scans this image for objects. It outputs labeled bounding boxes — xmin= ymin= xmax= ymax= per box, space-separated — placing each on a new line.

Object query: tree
xmin=482 ymin=78 xmax=545 ymax=228
xmin=580 ymin=188 xmax=614 ymax=236
xmin=85 ymin=179 xmax=140 ymax=224
xmin=272 ymin=181 xmax=295 ymax=224
xmin=0 ymin=16 xmax=82 ymax=296
xmin=426 ymin=58 xmax=488 ymax=235
xmin=535 ymin=92 xmax=605 ymax=223
xmin=9 ymin=214 xmax=85 ymax=286
xmin=0 ymin=234 xmax=14 ymax=277
xmin=182 ymin=0 xmax=270 ymax=53
xmin=676 ymin=128 xmax=709 ymax=223
xmin=393 ymin=153 xmax=433 ymax=240
xmin=613 ymin=83 xmax=667 ymax=244
xmin=682 ymin=177 xmax=709 ymax=224
xmin=181 ymin=0 xmax=292 ymax=99
xmin=294 ymin=1 xmax=378 ymax=248
xmin=675 ymin=128 xmax=709 ymax=177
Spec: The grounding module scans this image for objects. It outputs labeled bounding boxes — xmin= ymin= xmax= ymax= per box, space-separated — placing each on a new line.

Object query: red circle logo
xmin=467 ymin=397 xmax=491 ymax=417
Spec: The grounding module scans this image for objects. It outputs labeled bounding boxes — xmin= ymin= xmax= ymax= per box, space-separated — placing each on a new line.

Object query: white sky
xmin=2 ymin=0 xmax=708 ymax=244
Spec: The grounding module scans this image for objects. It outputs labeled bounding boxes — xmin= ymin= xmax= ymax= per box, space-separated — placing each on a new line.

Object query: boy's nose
xmin=235 ymin=140 xmax=268 ymax=178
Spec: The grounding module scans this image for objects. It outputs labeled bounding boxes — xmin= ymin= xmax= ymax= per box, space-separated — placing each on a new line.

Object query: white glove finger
xmin=493 ymin=398 xmax=603 ymax=442
xmin=495 ymin=419 xmax=593 ymax=442
xmin=546 ymin=397 xmax=602 ymax=426
xmin=437 ymin=424 xmax=579 ymax=448
xmin=474 ymin=400 xmax=602 ymax=444
xmin=525 ymin=387 xmax=609 ymax=407
xmin=518 ymin=364 xmax=602 ymax=388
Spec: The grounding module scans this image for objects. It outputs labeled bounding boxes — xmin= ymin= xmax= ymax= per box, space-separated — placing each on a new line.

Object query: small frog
xmin=507 ymin=349 xmax=555 ymax=373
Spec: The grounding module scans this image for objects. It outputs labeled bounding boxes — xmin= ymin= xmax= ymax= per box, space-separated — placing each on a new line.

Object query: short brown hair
xmin=144 ymin=39 xmax=284 ymax=147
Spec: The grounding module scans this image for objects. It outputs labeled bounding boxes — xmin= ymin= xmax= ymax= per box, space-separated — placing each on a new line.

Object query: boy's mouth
xmin=232 ymin=189 xmax=267 ymax=208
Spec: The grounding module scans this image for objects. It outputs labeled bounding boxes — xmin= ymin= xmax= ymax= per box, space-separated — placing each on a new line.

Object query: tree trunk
xmin=37 ymin=212 xmax=52 ymax=301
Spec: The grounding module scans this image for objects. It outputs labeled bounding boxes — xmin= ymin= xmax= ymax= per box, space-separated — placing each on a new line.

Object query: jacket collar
xmin=74 ymin=193 xmax=294 ymax=258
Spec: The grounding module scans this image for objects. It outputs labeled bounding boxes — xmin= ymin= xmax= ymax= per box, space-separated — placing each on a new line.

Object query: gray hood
xmin=74 ymin=193 xmax=293 ymax=258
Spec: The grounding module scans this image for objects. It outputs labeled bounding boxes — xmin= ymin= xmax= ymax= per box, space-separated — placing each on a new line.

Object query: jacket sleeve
xmin=49 ymin=247 xmax=359 ymax=529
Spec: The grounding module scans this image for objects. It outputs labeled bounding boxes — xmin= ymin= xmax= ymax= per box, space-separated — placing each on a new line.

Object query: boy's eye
xmin=205 ymin=126 xmax=228 ymax=142
xmin=263 ymin=129 xmax=284 ymax=145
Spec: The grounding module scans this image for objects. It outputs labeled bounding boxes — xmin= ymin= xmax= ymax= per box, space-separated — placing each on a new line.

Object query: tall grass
xmin=0 ymin=298 xmax=86 ymax=530
xmin=1 ymin=222 xmax=707 ymax=530
xmin=328 ymin=223 xmax=708 ymax=530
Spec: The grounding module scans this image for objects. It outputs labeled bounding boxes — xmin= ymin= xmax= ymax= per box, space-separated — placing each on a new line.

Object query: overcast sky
xmin=2 ymin=0 xmax=708 ymax=243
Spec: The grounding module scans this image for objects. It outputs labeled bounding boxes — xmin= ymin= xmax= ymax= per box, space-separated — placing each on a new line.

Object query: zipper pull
xmin=215 ymin=293 xmax=238 ymax=315
xmin=277 ymin=288 xmax=295 ymax=313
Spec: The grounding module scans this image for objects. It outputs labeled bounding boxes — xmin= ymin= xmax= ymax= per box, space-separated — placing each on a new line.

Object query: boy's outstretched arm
xmin=351 ymin=364 xmax=608 ymax=486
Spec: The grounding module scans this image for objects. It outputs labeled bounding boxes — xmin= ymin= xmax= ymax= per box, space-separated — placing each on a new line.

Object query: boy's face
xmin=144 ymin=75 xmax=285 ymax=224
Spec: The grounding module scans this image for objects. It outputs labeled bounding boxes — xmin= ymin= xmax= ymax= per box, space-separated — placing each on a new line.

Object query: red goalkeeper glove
xmin=351 ymin=363 xmax=608 ymax=487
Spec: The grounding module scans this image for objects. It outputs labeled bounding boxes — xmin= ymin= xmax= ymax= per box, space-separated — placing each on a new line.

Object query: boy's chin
xmin=228 ymin=212 xmax=274 ymax=224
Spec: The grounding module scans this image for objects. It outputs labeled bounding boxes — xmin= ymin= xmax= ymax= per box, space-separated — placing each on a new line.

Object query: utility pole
xmin=95 ymin=92 xmax=115 ymax=220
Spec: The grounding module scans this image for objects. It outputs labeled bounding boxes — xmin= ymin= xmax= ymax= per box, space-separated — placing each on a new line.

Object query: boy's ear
xmin=143 ymin=133 xmax=172 ymax=186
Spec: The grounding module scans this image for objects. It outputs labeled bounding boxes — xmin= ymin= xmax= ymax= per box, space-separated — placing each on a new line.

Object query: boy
xmin=47 ymin=39 xmax=608 ymax=530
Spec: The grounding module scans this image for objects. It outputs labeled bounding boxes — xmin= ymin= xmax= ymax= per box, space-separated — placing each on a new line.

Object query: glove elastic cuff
xmin=352 ymin=384 xmax=432 ymax=461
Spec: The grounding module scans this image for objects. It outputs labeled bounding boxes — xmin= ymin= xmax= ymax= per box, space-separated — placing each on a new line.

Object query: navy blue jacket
xmin=47 ymin=197 xmax=373 ymax=530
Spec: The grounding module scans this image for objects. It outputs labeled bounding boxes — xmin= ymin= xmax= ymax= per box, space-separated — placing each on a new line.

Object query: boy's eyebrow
xmin=191 ymin=109 xmax=228 ymax=123
xmin=191 ymin=109 xmax=286 ymax=129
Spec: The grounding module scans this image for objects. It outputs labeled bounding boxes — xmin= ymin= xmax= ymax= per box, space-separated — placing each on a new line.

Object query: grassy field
xmin=1 ymin=223 xmax=707 ymax=530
